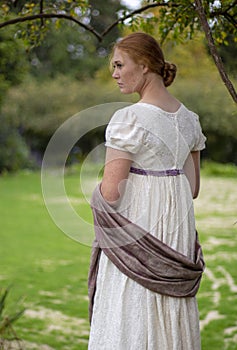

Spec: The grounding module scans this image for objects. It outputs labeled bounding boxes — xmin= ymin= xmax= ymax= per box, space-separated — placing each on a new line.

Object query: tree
xmin=165 ymin=35 xmax=237 ymax=164
xmin=0 ymin=0 xmax=236 ymax=102
xmin=194 ymin=0 xmax=236 ymax=103
xmin=0 ymin=25 xmax=30 ymax=173
xmin=218 ymin=35 xmax=237 ymax=78
xmin=0 ymin=25 xmax=29 ymax=104
xmin=27 ymin=0 xmax=125 ymax=79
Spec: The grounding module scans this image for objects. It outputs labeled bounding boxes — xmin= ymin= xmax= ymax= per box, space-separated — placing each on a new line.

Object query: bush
xmin=170 ymin=76 xmax=237 ymax=164
xmin=2 ymin=75 xmax=135 ymax=165
xmin=201 ymin=160 xmax=237 ymax=178
xmin=0 ymin=116 xmax=31 ymax=173
xmin=0 ymin=287 xmax=24 ymax=350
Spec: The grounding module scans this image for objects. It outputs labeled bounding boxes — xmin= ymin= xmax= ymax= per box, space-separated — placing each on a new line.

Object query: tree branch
xmin=225 ymin=0 xmax=237 ymax=13
xmin=0 ymin=2 xmax=177 ymax=41
xmin=40 ymin=0 xmax=44 ymax=27
xmin=210 ymin=0 xmax=237 ymax=16
xmin=194 ymin=0 xmax=237 ymax=103
xmin=209 ymin=0 xmax=237 ymax=28
xmin=0 ymin=13 xmax=103 ymax=41
xmin=101 ymin=2 xmax=177 ymax=37
xmin=224 ymin=13 xmax=237 ymax=27
xmin=0 ymin=1 xmax=236 ymax=102
xmin=159 ymin=4 xmax=192 ymax=45
xmin=13 ymin=0 xmax=20 ymax=7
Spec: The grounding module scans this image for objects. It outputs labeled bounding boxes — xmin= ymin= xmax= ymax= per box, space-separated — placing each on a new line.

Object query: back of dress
xmin=105 ymin=102 xmax=206 ymax=172
xmin=105 ymin=102 xmax=206 ymax=257
xmin=89 ymin=103 xmax=206 ymax=350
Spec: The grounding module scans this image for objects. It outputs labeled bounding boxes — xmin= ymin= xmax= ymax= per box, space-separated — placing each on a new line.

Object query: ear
xmin=141 ymin=64 xmax=149 ymax=74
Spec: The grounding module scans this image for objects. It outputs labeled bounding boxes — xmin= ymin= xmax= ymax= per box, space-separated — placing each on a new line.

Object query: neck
xmin=139 ymin=74 xmax=165 ymax=100
xmin=138 ymin=73 xmax=180 ymax=113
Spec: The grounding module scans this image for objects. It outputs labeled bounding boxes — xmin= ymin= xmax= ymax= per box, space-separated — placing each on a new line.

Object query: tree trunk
xmin=194 ymin=0 xmax=237 ymax=103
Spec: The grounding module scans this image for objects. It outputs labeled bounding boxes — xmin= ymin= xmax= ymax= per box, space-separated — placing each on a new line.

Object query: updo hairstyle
xmin=112 ymin=32 xmax=177 ymax=87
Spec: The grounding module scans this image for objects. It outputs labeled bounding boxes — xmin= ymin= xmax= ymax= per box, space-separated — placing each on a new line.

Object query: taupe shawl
xmin=88 ymin=184 xmax=205 ymax=323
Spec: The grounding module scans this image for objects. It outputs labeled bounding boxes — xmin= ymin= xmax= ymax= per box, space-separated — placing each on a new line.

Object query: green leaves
xmin=0 ymin=0 xmax=91 ymax=47
xmin=0 ymin=0 xmax=236 ymax=47
xmin=126 ymin=0 xmax=237 ymax=46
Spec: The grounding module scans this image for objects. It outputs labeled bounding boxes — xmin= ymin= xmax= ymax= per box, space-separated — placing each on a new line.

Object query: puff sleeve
xmin=192 ymin=113 xmax=207 ymax=151
xmin=105 ymin=108 xmax=145 ymax=154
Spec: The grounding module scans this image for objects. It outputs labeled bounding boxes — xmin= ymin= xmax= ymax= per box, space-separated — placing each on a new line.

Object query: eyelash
xmin=113 ymin=63 xmax=123 ymax=69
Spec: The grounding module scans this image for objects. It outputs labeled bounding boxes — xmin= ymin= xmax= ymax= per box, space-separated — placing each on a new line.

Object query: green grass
xmin=194 ymin=163 xmax=237 ymax=350
xmin=201 ymin=160 xmax=237 ymax=178
xmin=0 ymin=162 xmax=237 ymax=349
xmin=0 ymin=170 xmax=91 ymax=349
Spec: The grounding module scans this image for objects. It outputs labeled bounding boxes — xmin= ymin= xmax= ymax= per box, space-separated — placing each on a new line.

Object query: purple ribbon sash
xmin=130 ymin=167 xmax=184 ymax=177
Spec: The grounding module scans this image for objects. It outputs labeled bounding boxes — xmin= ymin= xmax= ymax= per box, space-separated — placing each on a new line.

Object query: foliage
xmin=0 ymin=26 xmax=29 ymax=105
xmin=88 ymin=0 xmax=126 ymax=51
xmin=2 ymin=34 xmax=237 ymax=168
xmin=28 ymin=22 xmax=103 ymax=80
xmin=0 ymin=25 xmax=30 ymax=173
xmin=0 ymin=0 xmax=125 ymax=46
xmin=2 ymin=75 xmax=135 ymax=165
xmin=0 ymin=0 xmax=89 ymax=47
xmin=201 ymin=160 xmax=237 ymax=178
xmin=27 ymin=0 xmax=125 ymax=80
xmin=0 ymin=0 xmax=236 ymax=102
xmin=124 ymin=0 xmax=237 ymax=102
xmin=165 ymin=34 xmax=237 ymax=164
xmin=1 ymin=0 xmax=235 ymax=46
xmin=127 ymin=0 xmax=237 ymax=46
xmin=0 ymin=287 xmax=24 ymax=350
xmin=218 ymin=34 xmax=237 ymax=78
xmin=0 ymin=115 xmax=31 ymax=174
xmin=0 ymin=1 xmax=236 ymax=171
xmin=171 ymin=75 xmax=237 ymax=163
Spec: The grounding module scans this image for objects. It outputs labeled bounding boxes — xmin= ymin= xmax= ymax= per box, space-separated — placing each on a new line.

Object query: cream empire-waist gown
xmin=88 ymin=102 xmax=206 ymax=350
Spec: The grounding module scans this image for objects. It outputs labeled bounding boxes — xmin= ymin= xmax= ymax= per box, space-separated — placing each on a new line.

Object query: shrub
xmin=0 ymin=116 xmax=31 ymax=173
xmin=201 ymin=160 xmax=237 ymax=178
xmin=0 ymin=287 xmax=24 ymax=350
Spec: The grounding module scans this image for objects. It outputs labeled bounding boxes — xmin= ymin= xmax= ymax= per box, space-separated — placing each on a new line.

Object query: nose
xmin=112 ymin=68 xmax=119 ymax=79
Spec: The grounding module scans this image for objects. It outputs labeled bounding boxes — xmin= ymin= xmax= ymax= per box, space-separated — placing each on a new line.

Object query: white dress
xmin=88 ymin=103 xmax=206 ymax=350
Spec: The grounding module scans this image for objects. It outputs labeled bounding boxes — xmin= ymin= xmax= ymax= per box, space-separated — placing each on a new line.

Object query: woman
xmin=88 ymin=32 xmax=206 ymax=350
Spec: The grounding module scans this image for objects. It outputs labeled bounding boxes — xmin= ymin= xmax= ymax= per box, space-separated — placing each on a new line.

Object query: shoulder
xmin=105 ymin=105 xmax=145 ymax=154
xmin=109 ymin=104 xmax=140 ymax=125
xmin=180 ymin=105 xmax=206 ymax=151
xmin=180 ymin=104 xmax=200 ymax=122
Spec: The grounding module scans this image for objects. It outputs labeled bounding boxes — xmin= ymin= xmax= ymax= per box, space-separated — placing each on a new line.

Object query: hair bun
xmin=163 ymin=61 xmax=177 ymax=87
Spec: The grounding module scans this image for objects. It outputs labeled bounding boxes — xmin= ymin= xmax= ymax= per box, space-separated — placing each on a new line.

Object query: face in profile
xmin=111 ymin=48 xmax=147 ymax=95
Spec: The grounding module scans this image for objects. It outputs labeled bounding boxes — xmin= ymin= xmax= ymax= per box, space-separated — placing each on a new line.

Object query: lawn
xmin=0 ymin=163 xmax=236 ymax=349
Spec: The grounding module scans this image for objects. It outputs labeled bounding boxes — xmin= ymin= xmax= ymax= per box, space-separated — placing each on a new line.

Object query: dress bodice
xmin=105 ymin=103 xmax=206 ymax=171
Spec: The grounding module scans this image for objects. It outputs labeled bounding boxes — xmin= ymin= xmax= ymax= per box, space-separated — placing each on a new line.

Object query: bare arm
xmin=101 ymin=147 xmax=132 ymax=203
xmin=183 ymin=151 xmax=201 ymax=199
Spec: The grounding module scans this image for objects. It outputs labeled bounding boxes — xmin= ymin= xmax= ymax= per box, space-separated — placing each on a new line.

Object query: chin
xmin=120 ymin=88 xmax=133 ymax=94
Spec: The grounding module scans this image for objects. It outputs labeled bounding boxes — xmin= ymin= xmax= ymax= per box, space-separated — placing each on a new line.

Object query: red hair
xmin=112 ymin=32 xmax=177 ymax=87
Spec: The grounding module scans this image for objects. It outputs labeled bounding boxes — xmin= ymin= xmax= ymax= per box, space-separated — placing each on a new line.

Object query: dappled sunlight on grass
xmin=195 ymin=172 xmax=237 ymax=350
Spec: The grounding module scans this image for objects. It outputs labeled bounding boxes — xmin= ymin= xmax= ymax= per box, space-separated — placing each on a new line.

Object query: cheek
xmin=130 ymin=69 xmax=138 ymax=80
xmin=130 ymin=71 xmax=145 ymax=89
xmin=120 ymin=66 xmax=144 ymax=93
xmin=125 ymin=71 xmax=140 ymax=86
